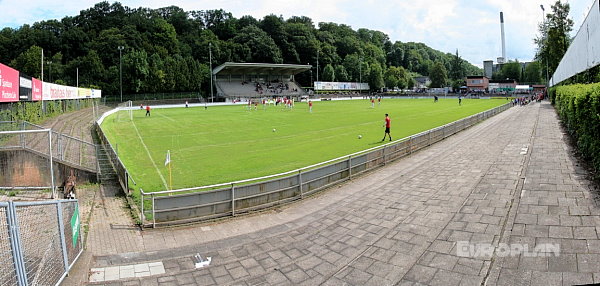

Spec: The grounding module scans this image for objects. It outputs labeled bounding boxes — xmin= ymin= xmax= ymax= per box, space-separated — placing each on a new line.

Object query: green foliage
xmin=0 ymin=2 xmax=483 ymax=99
xmin=101 ymin=98 xmax=507 ymax=192
xmin=535 ymin=0 xmax=574 ymax=78
xmin=334 ymin=65 xmax=349 ymax=82
xmin=449 ymin=50 xmax=464 ymax=80
xmin=0 ymin=99 xmax=97 ymax=123
xmin=368 ymin=62 xmax=384 ymax=91
xmin=498 ymin=61 xmax=522 ymax=81
xmin=553 ymin=83 xmax=600 ymax=178
xmin=10 ymin=45 xmax=43 ymax=78
xmin=322 ymin=64 xmax=335 ymax=81
xmin=385 ymin=66 xmax=409 ymax=89
xmin=522 ymin=61 xmax=543 ymax=84
xmin=429 ymin=61 xmax=447 ymax=88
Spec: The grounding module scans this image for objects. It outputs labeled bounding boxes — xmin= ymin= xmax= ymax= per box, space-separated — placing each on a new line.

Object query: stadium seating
xmin=216 ymin=80 xmax=305 ymax=97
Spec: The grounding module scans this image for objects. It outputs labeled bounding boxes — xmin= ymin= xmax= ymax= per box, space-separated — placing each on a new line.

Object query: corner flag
xmin=165 ymin=150 xmax=172 ymax=190
xmin=165 ymin=150 xmax=171 ymax=166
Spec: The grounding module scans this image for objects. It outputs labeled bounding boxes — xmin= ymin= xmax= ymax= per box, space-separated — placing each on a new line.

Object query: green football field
xmin=101 ymin=98 xmax=507 ymax=193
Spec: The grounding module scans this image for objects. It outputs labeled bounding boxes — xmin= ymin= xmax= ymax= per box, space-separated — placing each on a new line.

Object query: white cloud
xmin=0 ymin=0 xmax=594 ymax=68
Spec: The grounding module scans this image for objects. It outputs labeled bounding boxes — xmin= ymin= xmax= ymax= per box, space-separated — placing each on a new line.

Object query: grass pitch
xmin=101 ymin=98 xmax=507 ymax=192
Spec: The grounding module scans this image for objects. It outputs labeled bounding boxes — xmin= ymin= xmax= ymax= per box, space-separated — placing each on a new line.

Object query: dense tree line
xmin=0 ymin=1 xmax=481 ymax=98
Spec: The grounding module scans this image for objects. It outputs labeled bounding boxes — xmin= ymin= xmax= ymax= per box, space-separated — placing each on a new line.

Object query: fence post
xmin=348 ymin=156 xmax=352 ymax=179
xmin=231 ymin=183 xmax=236 ymax=216
xmin=58 ymin=134 xmax=63 ymax=160
xmin=428 ymin=130 xmax=432 ymax=146
xmin=140 ymin=189 xmax=145 ymax=228
xmin=7 ymin=201 xmax=28 ymax=286
xmin=298 ymin=170 xmax=304 ymax=199
xmin=409 ymin=137 xmax=413 ymax=155
xmin=151 ymin=193 xmax=156 ymax=228
xmin=383 ymin=146 xmax=387 ymax=165
xmin=48 ymin=130 xmax=55 ymax=199
xmin=20 ymin=121 xmax=25 ymax=148
xmin=56 ymin=201 xmax=70 ymax=274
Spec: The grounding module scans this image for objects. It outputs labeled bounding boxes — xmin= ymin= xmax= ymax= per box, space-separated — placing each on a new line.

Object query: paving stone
xmin=429 ymin=269 xmax=462 ymax=286
xmin=549 ymin=226 xmax=573 ymax=239
xmin=530 ymin=271 xmax=562 ymax=286
xmin=403 ymin=264 xmax=437 ymax=284
xmin=562 ymin=272 xmax=593 ymax=286
xmin=558 ymin=239 xmax=588 ymax=253
xmin=495 ymin=268 xmax=532 ymax=286
xmin=548 ymin=254 xmax=577 ymax=272
xmin=577 ymin=254 xmax=600 ymax=272
xmin=574 ymin=227 xmax=598 ymax=239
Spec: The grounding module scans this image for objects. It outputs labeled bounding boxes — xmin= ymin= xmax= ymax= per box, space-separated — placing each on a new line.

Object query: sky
xmin=0 ymin=0 xmax=595 ymax=67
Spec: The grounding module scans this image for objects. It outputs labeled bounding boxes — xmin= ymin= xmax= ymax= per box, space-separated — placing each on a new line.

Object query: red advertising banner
xmin=0 ymin=63 xmax=19 ymax=102
xmin=31 ymin=78 xmax=42 ymax=101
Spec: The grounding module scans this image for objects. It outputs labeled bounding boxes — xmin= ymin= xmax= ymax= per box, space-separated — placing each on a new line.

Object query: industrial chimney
xmin=499 ymin=12 xmax=506 ymax=64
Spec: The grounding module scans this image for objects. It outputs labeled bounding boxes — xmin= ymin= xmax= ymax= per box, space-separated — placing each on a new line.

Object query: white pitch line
xmin=131 ymin=119 xmax=169 ymax=190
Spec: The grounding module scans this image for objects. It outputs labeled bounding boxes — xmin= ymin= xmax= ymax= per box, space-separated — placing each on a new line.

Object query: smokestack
xmin=499 ymin=12 xmax=506 ymax=64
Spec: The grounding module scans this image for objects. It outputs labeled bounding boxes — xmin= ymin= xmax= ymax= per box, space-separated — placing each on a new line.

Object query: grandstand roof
xmin=212 ymin=62 xmax=311 ymax=76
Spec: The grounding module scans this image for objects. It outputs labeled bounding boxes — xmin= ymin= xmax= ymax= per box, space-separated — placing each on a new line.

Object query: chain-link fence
xmin=0 ymin=200 xmax=83 ymax=286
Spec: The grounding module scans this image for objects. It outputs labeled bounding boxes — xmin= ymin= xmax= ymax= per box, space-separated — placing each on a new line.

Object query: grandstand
xmin=213 ymin=62 xmax=310 ymax=98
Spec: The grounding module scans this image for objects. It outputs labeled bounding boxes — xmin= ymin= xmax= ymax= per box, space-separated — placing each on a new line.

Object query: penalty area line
xmin=131 ymin=119 xmax=169 ymax=190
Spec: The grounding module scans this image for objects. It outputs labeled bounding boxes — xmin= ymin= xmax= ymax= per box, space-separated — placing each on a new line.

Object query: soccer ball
xmin=358 ymin=135 xmax=362 ymax=139
xmin=273 ymin=129 xmax=276 ymax=132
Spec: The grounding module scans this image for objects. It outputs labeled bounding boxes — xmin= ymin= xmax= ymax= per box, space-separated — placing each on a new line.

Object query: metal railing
xmin=139 ymin=102 xmax=512 ymax=227
xmin=94 ymin=123 xmax=130 ymax=194
xmin=0 ymin=121 xmax=98 ymax=173
xmin=0 ymin=200 xmax=83 ymax=286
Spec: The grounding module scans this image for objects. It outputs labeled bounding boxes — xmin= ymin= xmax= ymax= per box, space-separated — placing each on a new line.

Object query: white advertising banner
xmin=314 ymin=81 xmax=369 ymax=91
xmin=42 ymin=82 xmax=79 ymax=100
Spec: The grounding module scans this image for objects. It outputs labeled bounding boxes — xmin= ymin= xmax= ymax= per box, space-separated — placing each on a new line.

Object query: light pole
xmin=316 ymin=49 xmax=319 ymax=83
xmin=359 ymin=56 xmax=363 ymax=94
xmin=47 ymin=61 xmax=52 ymax=82
xmin=76 ymin=67 xmax=79 ymax=88
xmin=118 ymin=46 xmax=124 ymax=102
xmin=540 ymin=5 xmax=549 ymax=86
xmin=41 ymin=48 xmax=44 ymax=81
xmin=308 ymin=62 xmax=313 ymax=91
xmin=209 ymin=42 xmax=213 ymax=103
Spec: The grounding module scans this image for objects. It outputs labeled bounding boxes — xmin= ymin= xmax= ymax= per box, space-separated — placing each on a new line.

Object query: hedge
xmin=553 ymin=83 xmax=600 ymax=178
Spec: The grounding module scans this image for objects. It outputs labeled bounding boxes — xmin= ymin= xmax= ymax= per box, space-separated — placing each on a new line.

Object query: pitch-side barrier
xmin=138 ymin=102 xmax=512 ymax=227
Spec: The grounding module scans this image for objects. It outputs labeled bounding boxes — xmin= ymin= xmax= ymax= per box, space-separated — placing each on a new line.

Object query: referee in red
xmin=382 ymin=113 xmax=392 ymax=142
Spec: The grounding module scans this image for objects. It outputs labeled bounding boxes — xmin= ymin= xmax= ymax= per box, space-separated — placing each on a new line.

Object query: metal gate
xmin=0 ymin=200 xmax=83 ymax=286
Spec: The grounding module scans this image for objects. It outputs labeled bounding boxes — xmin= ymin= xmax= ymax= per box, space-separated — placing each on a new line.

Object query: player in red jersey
xmin=381 ymin=113 xmax=392 ymax=141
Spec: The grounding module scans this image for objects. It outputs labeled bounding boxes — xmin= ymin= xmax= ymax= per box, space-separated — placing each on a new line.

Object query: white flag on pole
xmin=165 ymin=150 xmax=171 ymax=166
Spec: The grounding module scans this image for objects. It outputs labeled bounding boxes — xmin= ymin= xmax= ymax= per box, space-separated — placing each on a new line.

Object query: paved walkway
xmin=63 ymin=101 xmax=600 ymax=285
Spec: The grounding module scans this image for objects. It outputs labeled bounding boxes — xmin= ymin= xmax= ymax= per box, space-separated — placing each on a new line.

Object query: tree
xmin=0 ymin=3 xmax=486 ymax=96
xmin=368 ymin=62 xmax=384 ymax=91
xmin=384 ymin=66 xmax=401 ymax=89
xmin=233 ymin=25 xmax=282 ymax=63
xmin=322 ymin=64 xmax=335 ymax=82
xmin=122 ymin=49 xmax=149 ymax=93
xmin=10 ymin=45 xmax=43 ymax=78
xmin=396 ymin=66 xmax=408 ymax=90
xmin=535 ymin=0 xmax=573 ymax=79
xmin=499 ymin=61 xmax=521 ymax=81
xmin=449 ymin=49 xmax=464 ymax=80
xmin=522 ymin=61 xmax=543 ymax=84
xmin=429 ymin=61 xmax=447 ymax=88
xmin=335 ymin=65 xmax=349 ymax=82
